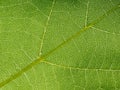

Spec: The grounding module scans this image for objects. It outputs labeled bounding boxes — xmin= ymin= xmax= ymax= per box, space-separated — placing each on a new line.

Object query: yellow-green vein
xmin=39 ymin=0 xmax=56 ymax=56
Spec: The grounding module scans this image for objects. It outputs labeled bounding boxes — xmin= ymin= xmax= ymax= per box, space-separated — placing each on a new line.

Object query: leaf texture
xmin=0 ymin=0 xmax=120 ymax=90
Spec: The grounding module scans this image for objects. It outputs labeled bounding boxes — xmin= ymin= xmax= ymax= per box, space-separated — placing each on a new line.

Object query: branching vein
xmin=85 ymin=1 xmax=89 ymax=27
xmin=39 ymin=0 xmax=56 ymax=56
xmin=92 ymin=27 xmax=120 ymax=35
xmin=42 ymin=61 xmax=120 ymax=72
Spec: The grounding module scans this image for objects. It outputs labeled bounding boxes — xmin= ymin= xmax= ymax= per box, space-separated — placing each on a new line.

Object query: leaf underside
xmin=0 ymin=0 xmax=120 ymax=90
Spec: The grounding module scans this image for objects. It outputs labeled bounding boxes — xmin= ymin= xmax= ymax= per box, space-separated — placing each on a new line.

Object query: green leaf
xmin=0 ymin=0 xmax=120 ymax=90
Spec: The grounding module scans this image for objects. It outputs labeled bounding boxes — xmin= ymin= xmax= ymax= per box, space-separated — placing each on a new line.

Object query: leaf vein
xmin=39 ymin=0 xmax=56 ymax=56
xmin=42 ymin=61 xmax=120 ymax=72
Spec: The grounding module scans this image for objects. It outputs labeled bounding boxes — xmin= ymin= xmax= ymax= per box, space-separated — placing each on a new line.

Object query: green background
xmin=0 ymin=0 xmax=120 ymax=90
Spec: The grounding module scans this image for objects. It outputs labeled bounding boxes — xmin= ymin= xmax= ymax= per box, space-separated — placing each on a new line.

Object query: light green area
xmin=0 ymin=0 xmax=120 ymax=90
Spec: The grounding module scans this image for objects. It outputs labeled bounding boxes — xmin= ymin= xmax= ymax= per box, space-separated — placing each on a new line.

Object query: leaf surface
xmin=0 ymin=0 xmax=120 ymax=90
